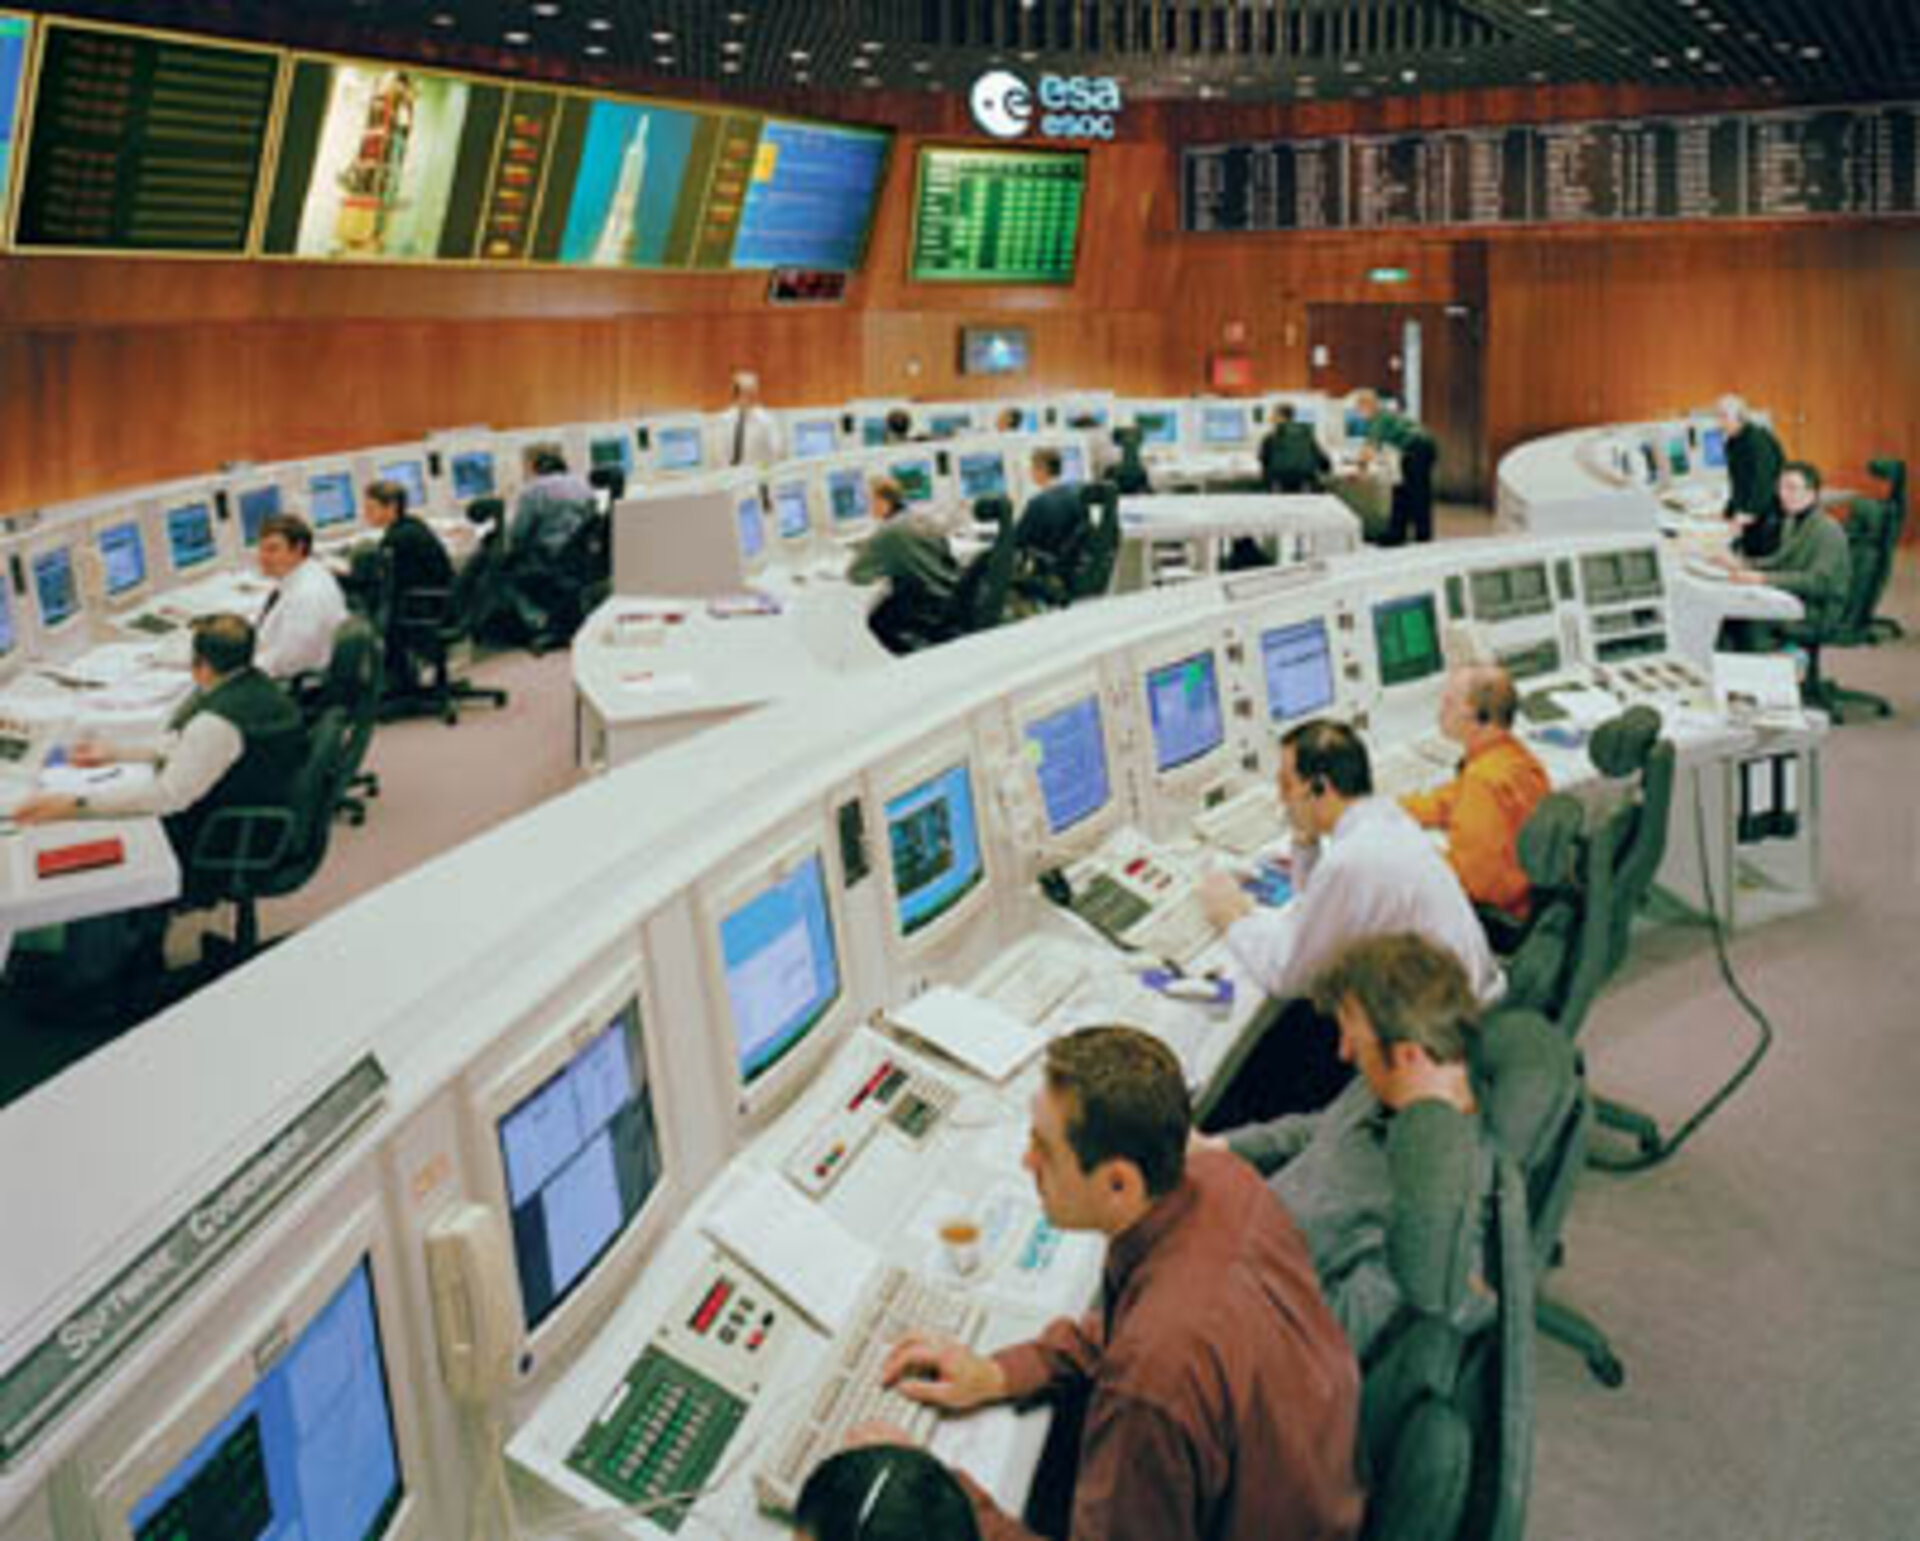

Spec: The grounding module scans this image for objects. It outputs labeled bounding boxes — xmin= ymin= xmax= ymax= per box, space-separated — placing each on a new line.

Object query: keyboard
xmin=1520 ymin=688 xmax=1570 ymax=724
xmin=1193 ymin=786 xmax=1285 ymax=855
xmin=124 ymin=613 xmax=178 ymax=636
xmin=1129 ymin=887 xmax=1216 ymax=967
xmin=988 ymin=949 xmax=1086 ymax=1024
xmin=1373 ymin=750 xmax=1444 ymax=800
xmin=755 ymin=1265 xmax=986 ymax=1515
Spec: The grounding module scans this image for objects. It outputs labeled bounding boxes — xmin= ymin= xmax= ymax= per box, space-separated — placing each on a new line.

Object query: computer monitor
xmin=1345 ymin=408 xmax=1371 ymax=441
xmin=235 ymin=483 xmax=283 ymax=548
xmin=884 ymin=757 xmax=987 ymax=940
xmin=379 ymin=459 xmax=429 ymax=514
xmin=790 ymin=418 xmax=839 ymax=459
xmin=826 ymin=467 xmax=871 ymax=530
xmin=1667 ymin=436 xmax=1691 ymax=477
xmin=772 ymin=480 xmax=813 ymax=542
xmin=1023 ymin=691 xmax=1113 ymax=839
xmin=589 ymin=434 xmax=634 ymax=475
xmin=1201 ymin=403 xmax=1250 ymax=446
xmin=1136 ymin=410 xmax=1179 ymax=446
xmin=1636 ymin=443 xmax=1661 ymax=486
xmin=0 ymin=579 xmax=16 ymax=666
xmin=654 ymin=424 xmax=706 ymax=473
xmin=167 ymin=499 xmax=221 ymax=572
xmin=1057 ymin=445 xmax=1088 ymax=485
xmin=1260 ymin=618 xmax=1336 ymax=723
xmin=1700 ymin=426 xmax=1728 ymax=470
xmin=112 ymin=1253 xmax=407 ymax=1541
xmin=859 ymin=415 xmax=890 ymax=447
xmin=890 ymin=456 xmax=936 ymax=505
xmin=30 ymin=543 xmax=80 ymax=635
xmin=718 ymin=845 xmax=843 ymax=1099
xmin=1143 ymin=650 xmax=1226 ymax=774
xmin=957 ymin=449 xmax=1008 ymax=502
xmin=1372 ymin=592 xmax=1444 ymax=689
xmin=95 ymin=516 xmax=149 ymax=602
xmin=926 ymin=411 xmax=973 ymax=440
xmin=451 ymin=450 xmax=497 ymax=503
xmin=735 ymin=492 xmax=767 ymax=568
xmin=308 ymin=469 xmax=358 ymax=531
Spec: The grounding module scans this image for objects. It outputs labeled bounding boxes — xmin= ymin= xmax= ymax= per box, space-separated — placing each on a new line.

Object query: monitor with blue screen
xmin=720 ymin=853 xmax=842 ymax=1087
xmin=126 ymin=1258 xmax=403 ymax=1541
xmin=32 ymin=547 xmax=77 ymax=631
xmin=1202 ymin=405 xmax=1248 ymax=445
xmin=827 ymin=468 xmax=870 ymax=526
xmin=1145 ymin=652 xmax=1225 ymax=773
xmin=1700 ymin=427 xmax=1727 ymax=469
xmin=656 ymin=427 xmax=704 ymax=472
xmin=927 ymin=413 xmax=972 ymax=439
xmin=1025 ymin=695 xmax=1111 ymax=836
xmin=791 ymin=419 xmax=838 ymax=459
xmin=1372 ymin=593 xmax=1443 ymax=689
xmin=452 ymin=451 xmax=496 ymax=502
xmin=309 ymin=471 xmax=357 ymax=530
xmin=773 ymin=482 xmax=811 ymax=540
xmin=379 ymin=460 xmax=428 ymax=513
xmin=1058 ymin=446 xmax=1087 ymax=484
xmin=736 ymin=495 xmax=766 ymax=562
xmin=1345 ymin=408 xmax=1370 ymax=440
xmin=1137 ymin=411 xmax=1178 ymax=446
xmin=890 ymin=458 xmax=935 ymax=504
xmin=164 ymin=502 xmax=218 ymax=573
xmin=886 ymin=762 xmax=985 ymax=936
xmin=860 ymin=416 xmax=889 ymax=447
xmin=496 ymin=998 xmax=662 ymax=1331
xmin=235 ymin=485 xmax=281 ymax=548
xmin=958 ymin=451 xmax=1008 ymax=501
xmin=0 ymin=582 xmax=14 ymax=660
xmin=1261 ymin=619 xmax=1335 ymax=723
xmin=97 ymin=519 xmax=147 ymax=597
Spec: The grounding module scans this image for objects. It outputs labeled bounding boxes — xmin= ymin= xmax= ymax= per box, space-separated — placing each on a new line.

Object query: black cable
xmin=1588 ymin=762 xmax=1777 ymax=1173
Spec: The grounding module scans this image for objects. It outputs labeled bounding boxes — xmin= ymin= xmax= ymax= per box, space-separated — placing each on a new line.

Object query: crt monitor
xmin=1136 ymin=409 xmax=1179 ymax=446
xmin=1261 ymin=618 xmax=1336 ymax=723
xmin=1667 ymin=436 xmax=1691 ymax=476
xmin=1700 ymin=426 xmax=1728 ymax=470
xmin=0 ymin=582 xmax=15 ymax=663
xmin=655 ymin=425 xmax=705 ymax=472
xmin=31 ymin=545 xmax=80 ymax=634
xmin=96 ymin=517 xmax=149 ymax=600
xmin=719 ymin=847 xmax=844 ymax=1098
xmin=1201 ymin=404 xmax=1250 ymax=446
xmin=589 ymin=434 xmax=634 ymax=475
xmin=236 ymin=483 xmax=283 ymax=547
xmin=957 ymin=450 xmax=1008 ymax=501
xmin=1372 ymin=592 xmax=1444 ymax=689
xmin=124 ymin=1256 xmax=404 ymax=1541
xmin=1144 ymin=651 xmax=1226 ymax=774
xmin=496 ymin=995 xmax=664 ymax=1336
xmin=736 ymin=492 xmax=768 ymax=568
xmin=1345 ymin=407 xmax=1371 ymax=440
xmin=1057 ymin=445 xmax=1087 ymax=484
xmin=926 ymin=411 xmax=973 ymax=440
xmin=169 ymin=499 xmax=220 ymax=570
xmin=772 ymin=481 xmax=812 ymax=541
xmin=859 ymin=415 xmax=890 ymax=447
xmin=885 ymin=760 xmax=986 ymax=938
xmin=890 ymin=456 xmax=936 ymax=505
xmin=1024 ymin=692 xmax=1113 ymax=839
xmin=308 ymin=470 xmax=358 ymax=531
xmin=826 ymin=467 xmax=870 ymax=528
xmin=791 ymin=418 xmax=838 ymax=459
xmin=451 ymin=450 xmax=497 ymax=503
xmin=379 ymin=459 xmax=429 ymax=513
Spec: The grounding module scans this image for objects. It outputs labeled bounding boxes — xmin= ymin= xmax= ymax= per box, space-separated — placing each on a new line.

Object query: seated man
xmin=848 ymin=478 xmax=960 ymax=655
xmin=1196 ymin=719 xmax=1501 ymax=1122
xmin=872 ymin=1026 xmax=1364 ymax=1541
xmin=796 ymin=1446 xmax=980 ymax=1541
xmin=505 ymin=450 xmax=597 ymax=645
xmin=1400 ymin=664 xmax=1550 ymax=925
xmin=253 ymin=513 xmax=347 ymax=682
xmin=1718 ymin=460 xmax=1852 ymax=651
xmin=1259 ymin=403 xmax=1331 ymax=494
xmin=1014 ymin=447 xmax=1089 ymax=594
xmin=16 ymin=613 xmax=307 ymax=879
xmin=1200 ymin=933 xmax=1494 ymax=1363
xmin=359 ymin=476 xmax=454 ymax=693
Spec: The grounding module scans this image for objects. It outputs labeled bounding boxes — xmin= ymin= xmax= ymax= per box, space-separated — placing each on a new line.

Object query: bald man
xmin=1400 ymin=665 xmax=1549 ymax=923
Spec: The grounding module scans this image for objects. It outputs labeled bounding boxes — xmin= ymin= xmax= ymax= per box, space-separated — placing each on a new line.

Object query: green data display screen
xmin=12 ymin=19 xmax=279 ymax=253
xmin=910 ymin=146 xmax=1086 ymax=284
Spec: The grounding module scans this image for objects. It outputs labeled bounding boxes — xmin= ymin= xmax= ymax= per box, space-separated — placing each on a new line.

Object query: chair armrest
xmin=189 ymin=805 xmax=297 ymax=883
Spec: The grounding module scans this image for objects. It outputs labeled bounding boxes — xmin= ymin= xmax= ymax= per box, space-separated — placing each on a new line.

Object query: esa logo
xmin=969 ymin=69 xmax=1123 ymax=141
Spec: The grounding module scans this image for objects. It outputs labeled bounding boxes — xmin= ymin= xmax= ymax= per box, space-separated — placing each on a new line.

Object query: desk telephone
xmin=1040 ymin=828 xmax=1216 ymax=966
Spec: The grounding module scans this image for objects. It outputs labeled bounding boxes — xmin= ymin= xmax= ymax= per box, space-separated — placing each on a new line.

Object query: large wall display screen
xmin=730 ymin=119 xmax=891 ymax=271
xmin=11 ymin=19 xmax=279 ymax=253
xmin=910 ymin=146 xmax=1086 ymax=284
xmin=0 ymin=13 xmax=28 ymax=239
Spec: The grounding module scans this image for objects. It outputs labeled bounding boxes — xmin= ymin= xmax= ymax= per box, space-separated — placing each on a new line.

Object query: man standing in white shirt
xmin=254 ymin=513 xmax=348 ymax=681
xmin=1196 ymin=718 xmax=1501 ymax=1123
xmin=720 ymin=369 xmax=782 ymax=468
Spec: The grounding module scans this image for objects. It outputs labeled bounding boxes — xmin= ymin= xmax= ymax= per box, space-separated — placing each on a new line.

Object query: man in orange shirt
xmin=1401 ymin=664 xmax=1549 ymax=923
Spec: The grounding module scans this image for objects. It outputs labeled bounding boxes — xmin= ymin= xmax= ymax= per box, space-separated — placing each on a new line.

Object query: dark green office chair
xmin=1864 ymin=457 xmax=1907 ymax=643
xmin=1068 ymin=482 xmax=1123 ymax=601
xmin=292 ymin=617 xmax=383 ymax=825
xmin=948 ymin=495 xmax=1019 ymax=636
xmin=1457 ymin=1157 xmax=1537 ymax=1541
xmin=1801 ymin=490 xmax=1897 ymax=721
xmin=1108 ymin=425 xmax=1152 ymax=496
xmin=1495 ymin=795 xmax=1588 ymax=1010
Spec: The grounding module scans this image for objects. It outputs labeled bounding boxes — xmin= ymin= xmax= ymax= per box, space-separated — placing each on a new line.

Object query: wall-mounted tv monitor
xmin=826 ymin=468 xmax=870 ymax=527
xmin=235 ymin=484 xmax=282 ymax=548
xmin=308 ymin=470 xmax=358 ymax=530
xmin=890 ymin=457 xmax=935 ymax=505
xmin=728 ymin=119 xmax=892 ymax=273
xmin=379 ymin=459 xmax=429 ymax=513
xmin=451 ymin=450 xmax=496 ymax=502
xmin=97 ymin=518 xmax=148 ymax=598
xmin=1261 ymin=618 xmax=1336 ymax=723
xmin=1201 ymin=404 xmax=1250 ymax=445
xmin=1024 ymin=693 xmax=1111 ymax=837
xmin=496 ymin=997 xmax=663 ymax=1333
xmin=125 ymin=1257 xmax=404 ymax=1541
xmin=772 ymin=481 xmax=812 ymax=541
xmin=719 ymin=850 xmax=844 ymax=1090
xmin=31 ymin=546 xmax=78 ymax=631
xmin=656 ymin=426 xmax=705 ymax=472
xmin=960 ymin=326 xmax=1030 ymax=376
xmin=736 ymin=493 xmax=767 ymax=564
xmin=790 ymin=419 xmax=838 ymax=459
xmin=911 ymin=146 xmax=1087 ymax=285
xmin=1372 ymin=592 xmax=1443 ymax=689
xmin=957 ymin=450 xmax=1009 ymax=501
xmin=886 ymin=761 xmax=985 ymax=937
xmin=1144 ymin=651 xmax=1226 ymax=773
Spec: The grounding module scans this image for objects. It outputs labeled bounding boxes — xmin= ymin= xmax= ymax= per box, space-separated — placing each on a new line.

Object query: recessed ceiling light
xmin=1800 ymin=44 xmax=1822 ymax=58
xmin=789 ymin=48 xmax=810 ymax=61
xmin=1528 ymin=69 xmax=1548 ymax=81
xmin=863 ymin=76 xmax=881 ymax=88
xmin=721 ymin=59 xmax=740 ymax=72
xmin=651 ymin=30 xmax=672 ymax=43
xmin=431 ymin=11 xmax=455 ymax=25
xmin=1342 ymin=59 xmax=1362 ymax=72
xmin=861 ymin=40 xmax=884 ymax=51
xmin=1652 ymin=54 xmax=1672 ymax=67
xmin=504 ymin=29 xmax=530 ymax=44
xmin=722 ymin=39 xmax=744 ymax=52
xmin=912 ymin=58 xmax=932 ymax=71
xmin=794 ymin=71 xmax=810 ymax=82
xmin=1684 ymin=45 xmax=1703 ymax=59
xmin=1759 ymin=73 xmax=1776 ymax=85
xmin=657 ymin=56 xmax=675 ymax=68
xmin=532 ymin=1 xmax=561 ymax=16
xmin=1707 ymin=20 xmax=1727 ymax=31
xmin=1019 ymin=49 xmax=1038 ymax=62
xmin=585 ymin=43 xmax=606 ymax=56
xmin=1703 ymin=60 xmax=1722 ymax=71
xmin=1400 ymin=67 xmax=1418 ymax=82
xmin=1553 ymin=20 xmax=1575 ymax=33
xmin=1525 ymin=3 xmax=1550 ymax=15
xmin=587 ymin=16 xmax=611 ymax=30
xmin=727 ymin=10 xmax=749 ymax=23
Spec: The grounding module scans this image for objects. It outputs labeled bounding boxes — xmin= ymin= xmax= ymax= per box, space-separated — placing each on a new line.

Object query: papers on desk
xmin=701 ymin=1168 xmax=877 ymax=1333
xmin=1542 ymin=686 xmax=1622 ymax=728
xmin=1712 ymin=651 xmax=1807 ymax=729
xmin=40 ymin=762 xmax=155 ymax=798
xmin=885 ymin=986 xmax=1045 ymax=1084
xmin=708 ymin=591 xmax=782 ymax=619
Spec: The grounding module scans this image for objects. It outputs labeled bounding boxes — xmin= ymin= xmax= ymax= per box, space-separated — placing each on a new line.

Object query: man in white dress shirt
xmin=719 ymin=369 xmax=782 ymax=468
xmin=253 ymin=513 xmax=347 ymax=681
xmin=1196 ymin=718 xmax=1501 ymax=1123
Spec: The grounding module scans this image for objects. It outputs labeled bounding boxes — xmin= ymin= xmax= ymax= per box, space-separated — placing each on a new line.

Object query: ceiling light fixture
xmin=789 ymin=48 xmax=810 ymax=61
xmin=504 ymin=29 xmax=530 ymax=45
xmin=651 ymin=30 xmax=672 ymax=43
xmin=587 ymin=16 xmax=611 ymax=31
xmin=430 ymin=11 xmax=455 ymax=26
xmin=532 ymin=1 xmax=561 ymax=16
xmin=585 ymin=43 xmax=606 ymax=56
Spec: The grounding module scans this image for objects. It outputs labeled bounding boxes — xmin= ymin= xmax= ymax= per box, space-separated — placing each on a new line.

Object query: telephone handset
xmin=425 ymin=1203 xmax=522 ymax=1405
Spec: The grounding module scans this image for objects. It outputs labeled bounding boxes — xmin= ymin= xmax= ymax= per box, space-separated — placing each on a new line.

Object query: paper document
xmin=888 ymin=986 xmax=1045 ymax=1084
xmin=1712 ymin=652 xmax=1802 ymax=724
xmin=701 ymin=1168 xmax=877 ymax=1333
xmin=1547 ymin=687 xmax=1624 ymax=727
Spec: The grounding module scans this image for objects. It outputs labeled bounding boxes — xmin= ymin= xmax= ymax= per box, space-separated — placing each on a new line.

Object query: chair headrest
xmin=1386 ymin=1102 xmax=1484 ymax=1318
xmin=1471 ymin=1009 xmax=1578 ymax=1172
xmin=973 ymin=493 xmax=1014 ymax=527
xmin=1516 ymin=793 xmax=1585 ymax=889
xmin=1588 ymin=705 xmax=1662 ymax=780
xmin=467 ymin=495 xmax=507 ymax=526
xmin=1867 ymin=456 xmax=1905 ymax=484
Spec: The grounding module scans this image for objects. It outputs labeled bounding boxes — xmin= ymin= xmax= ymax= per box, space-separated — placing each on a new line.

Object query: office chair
xmin=587 ymin=465 xmax=627 ymax=506
xmin=296 ymin=617 xmax=383 ymax=825
xmin=386 ymin=566 xmax=510 ymax=726
xmin=1457 ymin=1157 xmax=1538 ymax=1541
xmin=1493 ymin=795 xmax=1588 ymax=1004
xmin=187 ymin=708 xmax=350 ymax=971
xmin=947 ymin=496 xmax=1018 ymax=636
xmin=1864 ymin=457 xmax=1907 ymax=642
xmin=1801 ymin=491 xmax=1896 ymax=721
xmin=1473 ymin=1008 xmax=1622 ymax=1392
xmin=1108 ymin=426 xmax=1152 ymax=496
xmin=1068 ymin=482 xmax=1123 ymax=601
